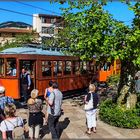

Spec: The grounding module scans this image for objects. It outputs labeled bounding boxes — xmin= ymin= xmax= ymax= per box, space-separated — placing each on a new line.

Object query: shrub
xmin=106 ymin=74 xmax=120 ymax=86
xmin=99 ymin=99 xmax=140 ymax=128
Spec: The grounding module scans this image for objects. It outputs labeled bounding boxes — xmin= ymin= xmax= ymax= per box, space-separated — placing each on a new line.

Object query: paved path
xmin=17 ymin=99 xmax=140 ymax=139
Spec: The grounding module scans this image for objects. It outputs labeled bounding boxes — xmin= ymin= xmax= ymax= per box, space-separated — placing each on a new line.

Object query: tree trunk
xmin=118 ymin=60 xmax=136 ymax=94
xmin=117 ymin=60 xmax=137 ymax=109
xmin=118 ymin=61 xmax=127 ymax=93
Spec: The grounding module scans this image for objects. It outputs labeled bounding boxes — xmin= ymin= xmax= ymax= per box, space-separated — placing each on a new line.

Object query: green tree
xmin=51 ymin=1 xmax=140 ymax=90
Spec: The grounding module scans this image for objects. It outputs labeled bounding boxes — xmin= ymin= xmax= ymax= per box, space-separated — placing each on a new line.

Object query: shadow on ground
xmin=40 ymin=117 xmax=70 ymax=139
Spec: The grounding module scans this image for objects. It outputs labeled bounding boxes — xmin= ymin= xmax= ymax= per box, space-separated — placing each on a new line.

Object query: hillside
xmin=0 ymin=21 xmax=32 ymax=28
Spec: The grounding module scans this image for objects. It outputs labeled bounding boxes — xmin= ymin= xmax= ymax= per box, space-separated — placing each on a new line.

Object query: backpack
xmin=0 ymin=96 xmax=13 ymax=123
xmin=4 ymin=117 xmax=25 ymax=139
xmin=0 ymin=107 xmax=5 ymax=123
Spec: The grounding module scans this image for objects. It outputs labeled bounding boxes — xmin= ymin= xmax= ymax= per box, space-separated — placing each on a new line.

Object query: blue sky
xmin=0 ymin=1 xmax=135 ymax=26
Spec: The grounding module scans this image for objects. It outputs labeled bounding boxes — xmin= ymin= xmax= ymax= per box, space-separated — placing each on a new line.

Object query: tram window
xmin=53 ymin=61 xmax=62 ymax=76
xmin=90 ymin=65 xmax=94 ymax=71
xmin=42 ymin=61 xmax=52 ymax=77
xmin=80 ymin=61 xmax=84 ymax=74
xmin=73 ymin=61 xmax=80 ymax=75
xmin=6 ymin=58 xmax=16 ymax=76
xmin=90 ymin=61 xmax=94 ymax=72
xmin=0 ymin=58 xmax=4 ymax=77
xmin=64 ymin=61 xmax=71 ymax=75
xmin=101 ymin=62 xmax=110 ymax=71
xmin=82 ymin=61 xmax=88 ymax=74
xmin=20 ymin=61 xmax=34 ymax=77
xmin=86 ymin=62 xmax=90 ymax=71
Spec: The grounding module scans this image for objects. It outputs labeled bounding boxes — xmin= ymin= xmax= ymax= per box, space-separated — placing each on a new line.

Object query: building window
xmin=64 ymin=61 xmax=71 ymax=75
xmin=42 ymin=61 xmax=52 ymax=77
xmin=51 ymin=18 xmax=56 ymax=24
xmin=42 ymin=27 xmax=54 ymax=34
xmin=41 ymin=17 xmax=47 ymax=23
xmin=0 ymin=58 xmax=4 ymax=77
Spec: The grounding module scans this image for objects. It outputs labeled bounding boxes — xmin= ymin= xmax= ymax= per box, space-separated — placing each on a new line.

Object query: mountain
xmin=0 ymin=21 xmax=32 ymax=28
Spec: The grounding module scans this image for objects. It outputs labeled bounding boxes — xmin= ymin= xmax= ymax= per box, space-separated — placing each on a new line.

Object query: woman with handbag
xmin=84 ymin=84 xmax=99 ymax=135
xmin=27 ymin=89 xmax=44 ymax=139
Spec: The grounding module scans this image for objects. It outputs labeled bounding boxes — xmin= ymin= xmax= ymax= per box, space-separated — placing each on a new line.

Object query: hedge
xmin=99 ymin=99 xmax=140 ymax=128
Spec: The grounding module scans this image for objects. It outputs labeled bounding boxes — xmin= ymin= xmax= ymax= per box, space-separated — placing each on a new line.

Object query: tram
xmin=0 ymin=45 xmax=95 ymax=99
xmin=0 ymin=45 xmax=121 ymax=99
xmin=97 ymin=59 xmax=121 ymax=82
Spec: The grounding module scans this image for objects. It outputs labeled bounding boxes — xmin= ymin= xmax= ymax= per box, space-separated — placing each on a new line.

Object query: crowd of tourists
xmin=0 ymin=80 xmax=99 ymax=139
xmin=0 ymin=81 xmax=63 ymax=139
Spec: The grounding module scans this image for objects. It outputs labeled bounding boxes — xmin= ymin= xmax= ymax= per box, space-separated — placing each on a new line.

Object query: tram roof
xmin=0 ymin=47 xmax=66 ymax=56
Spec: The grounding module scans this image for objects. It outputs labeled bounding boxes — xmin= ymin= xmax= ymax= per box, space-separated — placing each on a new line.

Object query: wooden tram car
xmin=97 ymin=59 xmax=121 ymax=82
xmin=0 ymin=46 xmax=95 ymax=99
xmin=0 ymin=46 xmax=121 ymax=99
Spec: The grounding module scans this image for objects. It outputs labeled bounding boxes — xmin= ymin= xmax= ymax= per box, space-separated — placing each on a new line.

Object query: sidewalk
xmin=17 ymin=99 xmax=140 ymax=139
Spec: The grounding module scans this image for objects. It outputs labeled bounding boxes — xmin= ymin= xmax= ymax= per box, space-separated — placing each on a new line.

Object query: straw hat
xmin=0 ymin=86 xmax=5 ymax=94
xmin=31 ymin=89 xmax=39 ymax=99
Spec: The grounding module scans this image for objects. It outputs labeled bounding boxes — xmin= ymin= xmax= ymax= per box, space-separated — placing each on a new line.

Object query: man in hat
xmin=0 ymin=86 xmax=14 ymax=122
xmin=20 ymin=67 xmax=31 ymax=103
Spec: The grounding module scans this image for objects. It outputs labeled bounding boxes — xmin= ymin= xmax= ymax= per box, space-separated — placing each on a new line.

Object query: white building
xmin=33 ymin=14 xmax=64 ymax=40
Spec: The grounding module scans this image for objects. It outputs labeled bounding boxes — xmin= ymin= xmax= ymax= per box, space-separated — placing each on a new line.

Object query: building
xmin=33 ymin=14 xmax=64 ymax=40
xmin=0 ymin=28 xmax=39 ymax=46
xmin=0 ymin=21 xmax=39 ymax=46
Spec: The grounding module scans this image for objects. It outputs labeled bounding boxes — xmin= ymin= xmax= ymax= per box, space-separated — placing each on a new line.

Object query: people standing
xmin=20 ymin=67 xmax=31 ymax=103
xmin=84 ymin=84 xmax=99 ymax=135
xmin=44 ymin=81 xmax=54 ymax=124
xmin=46 ymin=81 xmax=63 ymax=139
xmin=27 ymin=89 xmax=43 ymax=139
xmin=0 ymin=103 xmax=24 ymax=139
xmin=0 ymin=86 xmax=14 ymax=123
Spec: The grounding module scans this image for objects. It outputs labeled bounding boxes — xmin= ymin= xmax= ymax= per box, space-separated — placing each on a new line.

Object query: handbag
xmin=84 ymin=94 xmax=93 ymax=111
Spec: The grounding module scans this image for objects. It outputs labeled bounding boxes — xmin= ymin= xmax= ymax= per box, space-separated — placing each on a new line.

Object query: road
xmin=16 ymin=99 xmax=140 ymax=139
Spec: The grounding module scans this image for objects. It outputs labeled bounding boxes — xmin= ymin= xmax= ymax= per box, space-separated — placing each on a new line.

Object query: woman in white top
xmin=0 ymin=103 xmax=24 ymax=139
xmin=84 ymin=84 xmax=99 ymax=134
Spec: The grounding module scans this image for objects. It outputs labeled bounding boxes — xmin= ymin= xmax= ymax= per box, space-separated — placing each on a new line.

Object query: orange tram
xmin=0 ymin=45 xmax=121 ymax=99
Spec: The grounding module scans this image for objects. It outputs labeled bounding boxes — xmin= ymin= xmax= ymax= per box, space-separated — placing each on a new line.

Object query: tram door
xmin=19 ymin=60 xmax=36 ymax=94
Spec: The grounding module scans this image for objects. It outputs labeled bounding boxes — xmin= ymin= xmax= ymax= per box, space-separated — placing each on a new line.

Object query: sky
xmin=0 ymin=1 xmax=135 ymax=27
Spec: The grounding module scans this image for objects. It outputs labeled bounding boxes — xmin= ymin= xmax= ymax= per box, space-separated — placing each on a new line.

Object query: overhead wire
xmin=0 ymin=6 xmax=64 ymax=38
xmin=0 ymin=7 xmax=33 ymax=17
xmin=0 ymin=7 xmax=63 ymax=26
xmin=0 ymin=3 xmax=133 ymax=38
xmin=14 ymin=0 xmax=61 ymax=16
xmin=0 ymin=7 xmax=132 ymax=23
